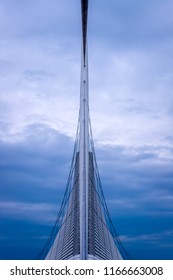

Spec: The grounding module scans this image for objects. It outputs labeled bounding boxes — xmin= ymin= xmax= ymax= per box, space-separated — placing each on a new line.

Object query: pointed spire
xmin=81 ymin=0 xmax=88 ymax=64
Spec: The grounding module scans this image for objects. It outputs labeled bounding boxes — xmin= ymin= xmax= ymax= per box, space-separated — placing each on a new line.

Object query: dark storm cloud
xmin=0 ymin=124 xmax=74 ymax=219
xmin=95 ymin=144 xmax=173 ymax=217
xmin=0 ymin=123 xmax=76 ymax=259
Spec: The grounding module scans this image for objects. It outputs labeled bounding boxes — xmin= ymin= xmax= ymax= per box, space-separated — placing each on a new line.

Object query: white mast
xmin=79 ymin=0 xmax=89 ymax=260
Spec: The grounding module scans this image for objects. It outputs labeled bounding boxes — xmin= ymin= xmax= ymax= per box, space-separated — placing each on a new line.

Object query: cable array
xmin=36 ymin=112 xmax=131 ymax=260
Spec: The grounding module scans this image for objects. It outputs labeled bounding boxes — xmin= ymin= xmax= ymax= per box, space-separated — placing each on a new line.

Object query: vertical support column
xmin=79 ymin=47 xmax=89 ymax=260
xmin=79 ymin=0 xmax=89 ymax=260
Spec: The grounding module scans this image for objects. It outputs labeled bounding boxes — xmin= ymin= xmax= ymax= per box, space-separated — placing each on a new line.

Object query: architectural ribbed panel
xmin=45 ymin=152 xmax=122 ymax=260
xmin=45 ymin=153 xmax=80 ymax=259
xmin=88 ymin=152 xmax=122 ymax=260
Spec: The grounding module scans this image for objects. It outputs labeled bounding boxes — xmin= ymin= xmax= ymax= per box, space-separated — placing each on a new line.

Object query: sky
xmin=0 ymin=0 xmax=173 ymax=260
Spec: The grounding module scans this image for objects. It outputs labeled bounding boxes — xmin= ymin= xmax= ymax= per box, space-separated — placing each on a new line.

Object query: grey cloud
xmin=0 ymin=124 xmax=74 ymax=220
xmin=23 ymin=70 xmax=55 ymax=82
xmin=94 ymin=143 xmax=173 ymax=219
xmin=90 ymin=0 xmax=173 ymax=49
xmin=0 ymin=0 xmax=80 ymax=40
xmin=0 ymin=59 xmax=13 ymax=70
xmin=121 ymin=230 xmax=173 ymax=243
xmin=0 ymin=201 xmax=57 ymax=223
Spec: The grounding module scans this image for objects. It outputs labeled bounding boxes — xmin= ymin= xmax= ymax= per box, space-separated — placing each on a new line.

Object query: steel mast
xmin=79 ymin=0 xmax=89 ymax=260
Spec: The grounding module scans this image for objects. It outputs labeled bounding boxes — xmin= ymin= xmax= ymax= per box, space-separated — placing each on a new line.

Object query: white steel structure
xmin=38 ymin=0 xmax=130 ymax=260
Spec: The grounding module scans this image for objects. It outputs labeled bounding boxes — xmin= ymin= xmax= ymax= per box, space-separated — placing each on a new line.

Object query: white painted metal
xmin=79 ymin=44 xmax=89 ymax=260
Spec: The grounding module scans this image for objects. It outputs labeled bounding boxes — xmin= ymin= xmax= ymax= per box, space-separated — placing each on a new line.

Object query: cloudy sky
xmin=0 ymin=0 xmax=173 ymax=260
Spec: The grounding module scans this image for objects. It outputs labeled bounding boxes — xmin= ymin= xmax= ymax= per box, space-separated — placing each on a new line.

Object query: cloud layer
xmin=0 ymin=0 xmax=173 ymax=259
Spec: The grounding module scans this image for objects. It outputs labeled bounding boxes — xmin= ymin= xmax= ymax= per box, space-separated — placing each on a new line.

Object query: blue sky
xmin=0 ymin=0 xmax=173 ymax=260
